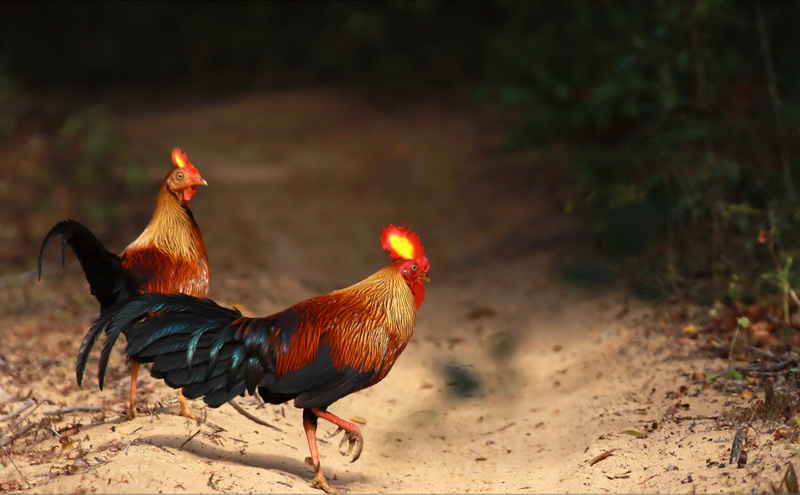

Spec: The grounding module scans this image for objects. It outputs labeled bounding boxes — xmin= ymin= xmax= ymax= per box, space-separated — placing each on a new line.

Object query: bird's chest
xmin=123 ymin=248 xmax=209 ymax=297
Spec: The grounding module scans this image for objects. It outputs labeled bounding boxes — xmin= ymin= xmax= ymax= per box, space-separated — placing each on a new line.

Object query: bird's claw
xmin=326 ymin=426 xmax=345 ymax=439
xmin=311 ymin=475 xmax=344 ymax=494
xmin=329 ymin=428 xmax=363 ymax=463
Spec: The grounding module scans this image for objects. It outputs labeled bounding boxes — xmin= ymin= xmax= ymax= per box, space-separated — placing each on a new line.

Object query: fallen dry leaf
xmin=621 ymin=429 xmax=645 ymax=438
xmin=681 ymin=325 xmax=700 ymax=334
xmin=589 ymin=448 xmax=617 ymax=466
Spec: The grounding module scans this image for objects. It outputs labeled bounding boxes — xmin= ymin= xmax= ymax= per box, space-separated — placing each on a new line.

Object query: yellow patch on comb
xmin=172 ymin=148 xmax=188 ymax=168
xmin=389 ymin=234 xmax=414 ymax=260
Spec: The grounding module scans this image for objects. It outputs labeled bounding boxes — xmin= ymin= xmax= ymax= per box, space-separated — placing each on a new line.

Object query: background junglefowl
xmin=89 ymin=224 xmax=429 ymax=493
xmin=38 ymin=148 xmax=210 ymax=420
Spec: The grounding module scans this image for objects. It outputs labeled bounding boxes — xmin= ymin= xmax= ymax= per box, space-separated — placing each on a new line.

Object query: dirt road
xmin=0 ymin=89 xmax=790 ymax=493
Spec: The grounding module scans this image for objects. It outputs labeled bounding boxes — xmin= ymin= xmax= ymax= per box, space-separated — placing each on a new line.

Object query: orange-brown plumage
xmin=39 ymin=148 xmax=209 ymax=420
xmin=89 ymin=224 xmax=429 ymax=493
xmin=269 ymin=262 xmax=416 ymax=384
xmin=120 ymin=147 xmax=209 ymax=298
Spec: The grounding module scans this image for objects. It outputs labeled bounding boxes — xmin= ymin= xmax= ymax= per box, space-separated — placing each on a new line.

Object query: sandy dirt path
xmin=0 ymin=89 xmax=790 ymax=494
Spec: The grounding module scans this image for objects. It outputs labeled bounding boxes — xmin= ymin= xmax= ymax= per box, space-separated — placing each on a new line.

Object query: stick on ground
xmin=228 ymin=399 xmax=284 ymax=432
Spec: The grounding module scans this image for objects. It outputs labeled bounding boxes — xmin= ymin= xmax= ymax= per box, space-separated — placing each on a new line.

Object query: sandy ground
xmin=1 ymin=89 xmax=795 ymax=493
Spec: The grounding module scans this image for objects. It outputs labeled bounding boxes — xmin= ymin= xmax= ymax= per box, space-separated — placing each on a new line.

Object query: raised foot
xmin=328 ymin=427 xmax=363 ymax=462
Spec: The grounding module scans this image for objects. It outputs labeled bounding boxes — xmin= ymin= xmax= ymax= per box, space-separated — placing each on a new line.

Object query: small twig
xmin=734 ymin=358 xmax=800 ymax=374
xmin=0 ymin=399 xmax=35 ymax=423
xmin=83 ymin=457 xmax=114 ymax=473
xmin=228 ymin=399 xmax=283 ymax=432
xmin=125 ymin=437 xmax=176 ymax=456
xmin=181 ymin=429 xmax=202 ymax=449
xmin=745 ymin=346 xmax=781 ymax=361
xmin=11 ymin=399 xmax=46 ymax=429
xmin=49 ymin=425 xmax=62 ymax=438
xmin=143 ymin=439 xmax=175 ymax=456
xmin=0 ymin=422 xmax=36 ymax=447
xmin=672 ymin=415 xmax=720 ymax=422
xmin=1 ymin=444 xmax=31 ymax=489
xmin=43 ymin=405 xmax=102 ymax=416
xmin=481 ymin=422 xmax=516 ymax=436
xmin=765 ymin=222 xmax=794 ymax=323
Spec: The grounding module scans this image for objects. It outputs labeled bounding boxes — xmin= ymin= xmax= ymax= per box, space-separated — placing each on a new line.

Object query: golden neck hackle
xmin=126 ymin=184 xmax=204 ymax=261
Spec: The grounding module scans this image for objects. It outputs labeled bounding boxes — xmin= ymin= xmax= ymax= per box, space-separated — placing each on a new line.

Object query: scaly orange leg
xmin=303 ymin=408 xmax=340 ymax=494
xmin=177 ymin=388 xmax=196 ymax=419
xmin=312 ymin=407 xmax=363 ymax=462
xmin=126 ymin=361 xmax=140 ymax=420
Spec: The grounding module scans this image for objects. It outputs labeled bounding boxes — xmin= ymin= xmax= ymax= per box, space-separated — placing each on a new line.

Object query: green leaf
xmin=728 ymin=369 xmax=744 ymax=380
xmin=736 ymin=317 xmax=750 ymax=329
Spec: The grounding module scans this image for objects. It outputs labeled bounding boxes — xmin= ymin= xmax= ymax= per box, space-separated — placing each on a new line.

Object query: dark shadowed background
xmin=3 ymin=0 xmax=800 ymax=305
xmin=3 ymin=2 xmax=800 ymax=493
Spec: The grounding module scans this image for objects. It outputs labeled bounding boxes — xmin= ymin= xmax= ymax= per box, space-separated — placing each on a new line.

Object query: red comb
xmin=171 ymin=148 xmax=200 ymax=175
xmin=381 ymin=224 xmax=424 ymax=261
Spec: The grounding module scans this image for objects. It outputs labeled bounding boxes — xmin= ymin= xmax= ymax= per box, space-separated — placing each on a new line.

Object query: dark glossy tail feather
xmin=39 ymin=220 xmax=142 ymax=387
xmin=38 ymin=220 xmax=138 ymax=310
xmin=88 ymin=293 xmax=260 ymax=405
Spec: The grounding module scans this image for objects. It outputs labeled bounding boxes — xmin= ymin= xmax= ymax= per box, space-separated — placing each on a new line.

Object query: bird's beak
xmin=193 ymin=177 xmax=209 ymax=187
xmin=420 ymin=275 xmax=430 ymax=282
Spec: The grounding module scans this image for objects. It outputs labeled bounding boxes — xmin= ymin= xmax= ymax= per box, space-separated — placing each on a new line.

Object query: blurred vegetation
xmin=2 ymin=0 xmax=800 ymax=309
xmin=0 ymin=81 xmax=145 ymax=273
xmin=484 ymin=0 xmax=800 ymax=310
xmin=477 ymin=0 xmax=800 ymax=310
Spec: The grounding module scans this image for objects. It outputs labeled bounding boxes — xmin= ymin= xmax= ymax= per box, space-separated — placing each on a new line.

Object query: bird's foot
xmin=328 ymin=427 xmax=363 ymax=462
xmin=177 ymin=397 xmax=196 ymax=420
xmin=176 ymin=389 xmax=196 ymax=420
xmin=177 ymin=405 xmax=197 ymax=420
xmin=124 ymin=407 xmax=137 ymax=421
xmin=310 ymin=472 xmax=344 ymax=494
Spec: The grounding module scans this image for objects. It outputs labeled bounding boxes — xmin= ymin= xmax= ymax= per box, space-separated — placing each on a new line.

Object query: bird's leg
xmin=311 ymin=407 xmax=363 ymax=463
xmin=126 ymin=361 xmax=140 ymax=420
xmin=176 ymin=388 xmax=196 ymax=419
xmin=303 ymin=409 xmax=341 ymax=494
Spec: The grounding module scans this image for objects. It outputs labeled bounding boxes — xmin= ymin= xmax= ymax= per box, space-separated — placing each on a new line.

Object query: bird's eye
xmin=412 ymin=264 xmax=418 ymax=272
xmin=176 ymin=172 xmax=185 ymax=180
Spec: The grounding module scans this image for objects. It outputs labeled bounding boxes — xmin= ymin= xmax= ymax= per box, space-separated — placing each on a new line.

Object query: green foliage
xmin=480 ymin=0 xmax=800 ymax=306
xmin=52 ymin=106 xmax=145 ymax=228
xmin=0 ymin=75 xmax=145 ymax=273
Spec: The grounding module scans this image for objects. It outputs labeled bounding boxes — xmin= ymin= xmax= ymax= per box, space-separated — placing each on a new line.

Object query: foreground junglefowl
xmin=38 ymin=148 xmax=210 ymax=420
xmin=89 ymin=224 xmax=430 ymax=493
